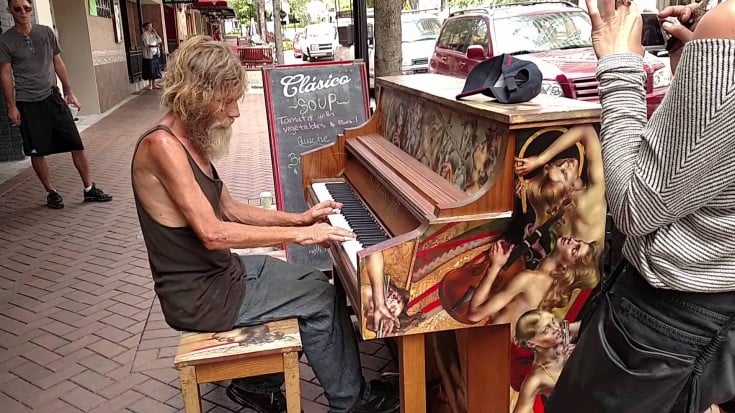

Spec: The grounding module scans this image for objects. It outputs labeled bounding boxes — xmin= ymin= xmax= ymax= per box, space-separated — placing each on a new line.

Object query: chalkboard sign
xmin=263 ymin=61 xmax=370 ymax=270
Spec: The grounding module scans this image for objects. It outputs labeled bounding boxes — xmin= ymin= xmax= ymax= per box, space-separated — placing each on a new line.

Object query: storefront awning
xmin=190 ymin=1 xmax=236 ymax=19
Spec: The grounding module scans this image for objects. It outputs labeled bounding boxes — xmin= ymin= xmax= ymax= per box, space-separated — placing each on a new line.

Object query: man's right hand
xmin=8 ymin=106 xmax=20 ymax=126
xmin=297 ymin=222 xmax=356 ymax=246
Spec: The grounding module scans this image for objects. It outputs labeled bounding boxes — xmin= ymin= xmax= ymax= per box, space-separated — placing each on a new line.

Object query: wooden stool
xmin=174 ymin=318 xmax=302 ymax=413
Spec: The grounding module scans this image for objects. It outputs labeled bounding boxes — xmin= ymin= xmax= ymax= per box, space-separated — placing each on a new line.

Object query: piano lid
xmin=376 ymin=74 xmax=601 ymax=128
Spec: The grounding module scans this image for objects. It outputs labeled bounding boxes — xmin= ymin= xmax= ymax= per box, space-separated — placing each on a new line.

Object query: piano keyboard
xmin=312 ymin=182 xmax=390 ymax=270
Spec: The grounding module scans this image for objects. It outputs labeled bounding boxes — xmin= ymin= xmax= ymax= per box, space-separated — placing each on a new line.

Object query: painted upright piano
xmin=301 ymin=73 xmax=603 ymax=413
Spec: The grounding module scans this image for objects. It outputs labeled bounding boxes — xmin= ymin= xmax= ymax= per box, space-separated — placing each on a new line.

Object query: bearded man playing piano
xmin=131 ymin=36 xmax=400 ymax=413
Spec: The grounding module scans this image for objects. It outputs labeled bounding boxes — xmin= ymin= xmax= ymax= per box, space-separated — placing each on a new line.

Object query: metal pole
xmin=352 ymin=0 xmax=368 ymax=68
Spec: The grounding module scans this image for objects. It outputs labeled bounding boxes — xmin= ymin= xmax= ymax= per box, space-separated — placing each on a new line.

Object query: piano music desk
xmin=302 ymin=73 xmax=601 ymax=412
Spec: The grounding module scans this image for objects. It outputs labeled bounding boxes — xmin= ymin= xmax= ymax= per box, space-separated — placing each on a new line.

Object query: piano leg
xmin=464 ymin=325 xmax=511 ymax=413
xmin=398 ymin=334 xmax=426 ymax=413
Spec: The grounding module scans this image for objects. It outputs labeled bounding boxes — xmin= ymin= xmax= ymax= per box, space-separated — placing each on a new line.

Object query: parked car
xmin=429 ymin=2 xmax=671 ymax=117
xmin=293 ymin=33 xmax=303 ymax=58
xmin=302 ymin=23 xmax=339 ymax=61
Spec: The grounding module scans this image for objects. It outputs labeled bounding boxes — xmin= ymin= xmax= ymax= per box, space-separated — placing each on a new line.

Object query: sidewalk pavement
xmin=0 ymin=90 xmax=395 ymax=412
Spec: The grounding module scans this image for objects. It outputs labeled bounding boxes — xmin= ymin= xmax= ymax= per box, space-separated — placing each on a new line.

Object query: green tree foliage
xmin=230 ymin=0 xmax=254 ymax=22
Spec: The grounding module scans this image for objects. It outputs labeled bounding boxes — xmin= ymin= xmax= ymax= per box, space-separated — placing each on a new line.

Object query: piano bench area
xmin=173 ymin=318 xmax=302 ymax=413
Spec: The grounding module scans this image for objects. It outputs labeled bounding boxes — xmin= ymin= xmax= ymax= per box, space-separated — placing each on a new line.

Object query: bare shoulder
xmin=693 ymin=0 xmax=735 ymax=40
xmin=134 ymin=129 xmax=187 ymax=168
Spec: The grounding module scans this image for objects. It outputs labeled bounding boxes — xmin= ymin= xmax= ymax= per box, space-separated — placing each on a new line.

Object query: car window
xmin=402 ymin=17 xmax=442 ymax=43
xmin=492 ymin=11 xmax=592 ymax=54
xmin=437 ymin=18 xmax=473 ymax=53
xmin=468 ymin=18 xmax=489 ymax=54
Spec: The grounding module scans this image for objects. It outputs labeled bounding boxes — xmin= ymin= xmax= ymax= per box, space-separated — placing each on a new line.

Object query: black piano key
xmin=324 ymin=182 xmax=390 ymax=243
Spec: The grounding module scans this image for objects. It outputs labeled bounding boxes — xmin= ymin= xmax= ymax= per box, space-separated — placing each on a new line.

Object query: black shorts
xmin=16 ymin=88 xmax=84 ymax=157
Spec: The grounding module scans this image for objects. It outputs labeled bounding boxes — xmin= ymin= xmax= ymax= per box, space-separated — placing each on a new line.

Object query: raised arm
xmin=468 ymin=242 xmax=516 ymax=322
xmin=365 ymin=251 xmax=400 ymax=336
xmin=597 ymin=4 xmax=735 ymax=237
xmin=468 ymin=270 xmax=529 ymax=323
xmin=515 ymin=125 xmax=604 ymax=189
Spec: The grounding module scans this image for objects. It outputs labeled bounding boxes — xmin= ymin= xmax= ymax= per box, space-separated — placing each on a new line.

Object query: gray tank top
xmin=132 ymin=125 xmax=245 ymax=332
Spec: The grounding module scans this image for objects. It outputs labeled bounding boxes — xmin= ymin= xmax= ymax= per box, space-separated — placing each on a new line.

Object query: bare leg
xmin=30 ymin=156 xmax=53 ymax=191
xmin=70 ymin=150 xmax=92 ymax=188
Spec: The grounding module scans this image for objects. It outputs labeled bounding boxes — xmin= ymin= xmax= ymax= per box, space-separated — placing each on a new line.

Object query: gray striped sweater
xmin=597 ymin=39 xmax=735 ymax=292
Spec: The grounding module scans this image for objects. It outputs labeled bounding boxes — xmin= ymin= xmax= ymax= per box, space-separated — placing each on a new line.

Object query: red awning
xmin=190 ymin=1 xmax=235 ymax=18
xmin=192 ymin=0 xmax=228 ymax=6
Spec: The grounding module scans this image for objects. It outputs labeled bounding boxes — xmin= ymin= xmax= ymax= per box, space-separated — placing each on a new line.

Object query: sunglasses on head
xmin=13 ymin=5 xmax=33 ymax=13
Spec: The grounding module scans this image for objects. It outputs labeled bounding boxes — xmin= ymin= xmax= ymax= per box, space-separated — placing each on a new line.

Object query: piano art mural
xmin=356 ymin=86 xmax=604 ymax=341
xmin=301 ymin=73 xmax=602 ymax=412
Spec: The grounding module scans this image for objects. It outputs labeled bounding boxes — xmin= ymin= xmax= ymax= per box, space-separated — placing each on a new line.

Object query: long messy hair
xmin=161 ymin=35 xmax=248 ymax=124
xmin=541 ymin=240 xmax=601 ymax=311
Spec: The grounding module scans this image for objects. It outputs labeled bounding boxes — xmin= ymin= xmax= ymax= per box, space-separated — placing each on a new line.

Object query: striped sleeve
xmin=596 ymin=41 xmax=735 ymax=237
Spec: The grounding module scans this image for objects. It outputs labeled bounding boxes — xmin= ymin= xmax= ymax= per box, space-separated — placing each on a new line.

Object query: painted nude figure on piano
xmin=515 ymin=125 xmax=607 ymax=255
xmin=362 ymin=247 xmax=425 ymax=339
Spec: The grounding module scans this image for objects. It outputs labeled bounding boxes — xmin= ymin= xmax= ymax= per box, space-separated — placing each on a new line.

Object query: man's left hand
xmin=65 ymin=93 xmax=82 ymax=110
xmin=301 ymin=200 xmax=342 ymax=225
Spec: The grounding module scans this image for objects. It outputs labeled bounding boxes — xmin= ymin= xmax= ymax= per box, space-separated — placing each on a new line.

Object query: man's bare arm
xmin=139 ymin=133 xmax=351 ymax=249
xmin=219 ymin=185 xmax=308 ymax=226
xmin=1 ymin=62 xmax=15 ymax=109
xmin=52 ymin=54 xmax=73 ymax=95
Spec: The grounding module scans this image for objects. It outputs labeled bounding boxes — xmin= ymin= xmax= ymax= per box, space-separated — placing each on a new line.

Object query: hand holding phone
xmin=641 ymin=12 xmax=669 ymax=50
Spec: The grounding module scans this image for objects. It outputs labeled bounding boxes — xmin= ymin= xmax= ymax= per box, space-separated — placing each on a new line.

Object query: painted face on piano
xmin=544 ymin=158 xmax=581 ymax=192
xmin=516 ymin=310 xmax=564 ymax=350
xmin=385 ymin=286 xmax=406 ymax=318
xmin=555 ymin=236 xmax=592 ymax=265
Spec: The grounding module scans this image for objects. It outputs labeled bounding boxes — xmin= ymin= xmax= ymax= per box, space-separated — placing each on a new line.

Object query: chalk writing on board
xmin=264 ymin=62 xmax=369 ymax=270
xmin=280 ymin=74 xmax=352 ymax=97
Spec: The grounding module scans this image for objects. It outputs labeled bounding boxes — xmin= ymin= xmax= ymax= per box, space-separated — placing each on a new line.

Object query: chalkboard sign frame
xmin=262 ymin=60 xmax=370 ymax=269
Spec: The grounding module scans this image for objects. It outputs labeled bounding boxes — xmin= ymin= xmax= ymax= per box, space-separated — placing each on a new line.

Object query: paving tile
xmin=9 ymin=360 xmax=54 ymax=388
xmin=29 ymin=398 xmax=83 ymax=413
xmin=132 ymin=378 xmax=180 ymax=403
xmin=59 ymin=385 xmax=107 ymax=411
xmin=0 ymin=392 xmax=32 ymax=413
xmin=70 ymin=369 xmax=114 ymax=392
xmin=88 ymin=389 xmax=145 ymax=413
xmin=127 ymin=395 xmax=179 ymax=413
xmin=78 ymin=353 xmax=121 ymax=375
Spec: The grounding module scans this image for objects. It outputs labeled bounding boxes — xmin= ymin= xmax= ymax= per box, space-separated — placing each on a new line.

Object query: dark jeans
xmin=546 ymin=263 xmax=735 ymax=413
xmin=232 ymin=255 xmax=369 ymax=413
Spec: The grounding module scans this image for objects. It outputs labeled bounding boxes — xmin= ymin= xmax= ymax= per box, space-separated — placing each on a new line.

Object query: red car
xmin=429 ymin=2 xmax=671 ymax=117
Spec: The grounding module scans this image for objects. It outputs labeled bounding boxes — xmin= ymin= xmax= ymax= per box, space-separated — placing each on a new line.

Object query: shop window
xmin=89 ymin=0 xmax=113 ymax=18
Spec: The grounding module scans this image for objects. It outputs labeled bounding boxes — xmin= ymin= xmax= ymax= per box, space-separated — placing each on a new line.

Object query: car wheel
xmin=302 ymin=54 xmax=308 ymax=61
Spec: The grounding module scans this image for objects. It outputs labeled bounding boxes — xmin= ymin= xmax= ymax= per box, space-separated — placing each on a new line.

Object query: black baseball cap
xmin=456 ymin=54 xmax=542 ymax=104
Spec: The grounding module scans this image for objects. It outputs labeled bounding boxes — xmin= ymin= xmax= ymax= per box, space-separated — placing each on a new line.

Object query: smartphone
xmin=641 ymin=12 xmax=668 ymax=51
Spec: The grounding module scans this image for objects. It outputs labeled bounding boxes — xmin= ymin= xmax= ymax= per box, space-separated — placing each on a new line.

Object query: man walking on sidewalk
xmin=0 ymin=0 xmax=112 ymax=209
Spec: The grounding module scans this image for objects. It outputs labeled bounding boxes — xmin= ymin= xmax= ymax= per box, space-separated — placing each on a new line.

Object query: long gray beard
xmin=190 ymin=120 xmax=233 ymax=160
